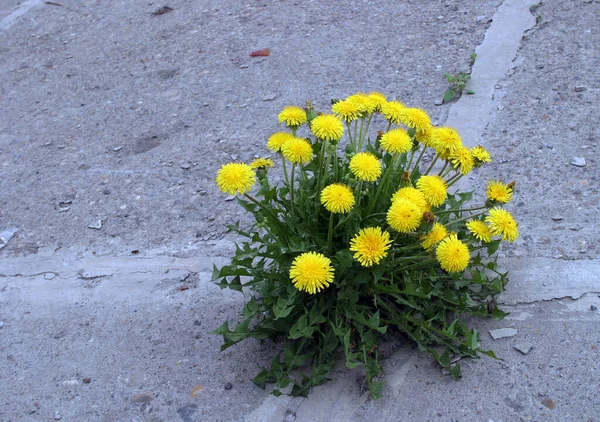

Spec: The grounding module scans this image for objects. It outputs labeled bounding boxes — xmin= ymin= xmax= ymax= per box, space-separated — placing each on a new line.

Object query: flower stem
xmin=437 ymin=160 xmax=449 ymax=176
xmin=327 ymin=212 xmax=335 ymax=255
xmin=410 ymin=146 xmax=428 ymax=179
xmin=444 ymin=210 xmax=488 ymax=228
xmin=290 ymin=163 xmax=296 ymax=215
xmin=423 ymin=152 xmax=441 ymax=175
xmin=435 ymin=205 xmax=488 ymax=215
xmin=446 ymin=173 xmax=464 ymax=188
xmin=281 ymin=155 xmax=290 ymax=188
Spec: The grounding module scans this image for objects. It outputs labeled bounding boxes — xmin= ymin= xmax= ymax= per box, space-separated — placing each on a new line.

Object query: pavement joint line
xmin=0 ymin=0 xmax=44 ymax=30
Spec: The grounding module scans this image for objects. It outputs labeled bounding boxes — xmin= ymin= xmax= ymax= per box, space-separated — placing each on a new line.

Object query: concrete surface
xmin=1 ymin=0 xmax=600 ymax=421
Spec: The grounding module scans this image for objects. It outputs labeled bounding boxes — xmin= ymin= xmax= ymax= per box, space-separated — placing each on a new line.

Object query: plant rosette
xmin=212 ymin=92 xmax=518 ymax=398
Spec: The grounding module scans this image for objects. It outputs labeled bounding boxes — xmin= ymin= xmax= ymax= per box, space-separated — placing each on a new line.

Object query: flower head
xmin=386 ymin=198 xmax=423 ymax=233
xmin=381 ymin=100 xmax=406 ymax=124
xmin=391 ymin=186 xmax=430 ymax=213
xmin=436 ymin=234 xmax=470 ymax=273
xmin=399 ymin=108 xmax=431 ymax=132
xmin=416 ymin=126 xmax=435 ymax=147
xmin=289 ymin=252 xmax=334 ymax=294
xmin=368 ymin=92 xmax=387 ymax=111
xmin=380 ymin=128 xmax=412 ymax=155
xmin=416 ymin=175 xmax=447 ymax=207
xmin=432 ymin=127 xmax=463 ymax=156
xmin=311 ymin=114 xmax=345 ymax=141
xmin=215 ymin=163 xmax=256 ymax=195
xmin=250 ymin=157 xmax=275 ymax=170
xmin=332 ymin=100 xmax=361 ymax=123
xmin=486 ymin=208 xmax=519 ymax=242
xmin=449 ymin=146 xmax=475 ymax=175
xmin=267 ymin=132 xmax=294 ymax=153
xmin=349 ymin=227 xmax=392 ymax=267
xmin=487 ymin=180 xmax=513 ymax=204
xmin=420 ymin=222 xmax=448 ymax=252
xmin=472 ymin=146 xmax=491 ymax=165
xmin=321 ymin=183 xmax=355 ymax=214
xmin=278 ymin=106 xmax=307 ymax=128
xmin=346 ymin=93 xmax=377 ymax=115
xmin=466 ymin=220 xmax=493 ymax=243
xmin=349 ymin=152 xmax=382 ymax=182
xmin=281 ymin=137 xmax=313 ymax=164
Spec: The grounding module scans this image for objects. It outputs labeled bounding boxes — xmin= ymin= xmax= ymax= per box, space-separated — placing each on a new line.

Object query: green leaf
xmin=443 ymin=90 xmax=456 ymax=104
xmin=368 ymin=380 xmax=384 ymax=399
xmin=450 ymin=364 xmax=462 ymax=379
xmin=479 ymin=349 xmax=499 ymax=359
xmin=273 ymin=296 xmax=295 ymax=319
xmin=289 ymin=315 xmax=316 ymax=339
xmin=466 ymin=89 xmax=476 ymax=95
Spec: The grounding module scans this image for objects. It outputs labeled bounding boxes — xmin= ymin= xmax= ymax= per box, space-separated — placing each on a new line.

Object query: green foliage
xmin=443 ymin=72 xmax=474 ymax=103
xmin=212 ymin=95 xmax=515 ymax=398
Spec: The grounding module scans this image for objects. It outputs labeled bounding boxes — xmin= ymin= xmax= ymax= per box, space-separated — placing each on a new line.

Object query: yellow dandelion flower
xmin=399 ymin=108 xmax=431 ymax=132
xmin=215 ymin=163 xmax=256 ymax=196
xmin=436 ymin=234 xmax=470 ymax=273
xmin=432 ymin=127 xmax=463 ymax=156
xmin=249 ymin=157 xmax=275 ymax=170
xmin=278 ymin=106 xmax=307 ymax=128
xmin=381 ymin=100 xmax=406 ymax=124
xmin=289 ymin=252 xmax=334 ymax=295
xmin=380 ymin=128 xmax=412 ymax=155
xmin=472 ymin=146 xmax=491 ymax=165
xmin=349 ymin=152 xmax=382 ymax=182
xmin=349 ymin=227 xmax=392 ymax=267
xmin=416 ymin=175 xmax=447 ymax=207
xmin=386 ymin=198 xmax=423 ymax=233
xmin=281 ymin=137 xmax=313 ymax=164
xmin=391 ymin=186 xmax=430 ymax=212
xmin=320 ymin=183 xmax=355 ymax=214
xmin=416 ymin=126 xmax=435 ymax=148
xmin=267 ymin=132 xmax=294 ymax=153
xmin=486 ymin=208 xmax=519 ymax=242
xmin=368 ymin=92 xmax=387 ymax=111
xmin=466 ymin=220 xmax=493 ymax=243
xmin=332 ymin=99 xmax=361 ymax=123
xmin=487 ymin=180 xmax=513 ymax=203
xmin=420 ymin=222 xmax=448 ymax=252
xmin=311 ymin=114 xmax=345 ymax=141
xmin=346 ymin=93 xmax=377 ymax=114
xmin=449 ymin=146 xmax=475 ymax=175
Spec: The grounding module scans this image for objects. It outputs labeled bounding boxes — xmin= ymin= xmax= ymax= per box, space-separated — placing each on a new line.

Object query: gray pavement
xmin=1 ymin=0 xmax=600 ymax=421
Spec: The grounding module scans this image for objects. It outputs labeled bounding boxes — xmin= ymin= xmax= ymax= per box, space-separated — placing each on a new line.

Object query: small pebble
xmin=262 ymin=93 xmax=277 ymax=101
xmin=54 ymin=411 xmax=62 ymax=420
xmin=224 ymin=382 xmax=233 ymax=390
xmin=225 ymin=196 xmax=235 ymax=202
xmin=181 ymin=163 xmax=191 ymax=170
xmin=591 ymin=305 xmax=598 ymax=311
xmin=551 ymin=215 xmax=563 ymax=221
xmin=83 ymin=377 xmax=91 ymax=384
xmin=574 ymin=86 xmax=587 ymax=92
xmin=571 ymin=157 xmax=586 ymax=167
xmin=113 ymin=146 xmax=123 ymax=152
xmin=102 ymin=189 xmax=111 ymax=195
xmin=514 ymin=343 xmax=533 ymax=355
xmin=0 ymin=321 xmax=4 ymax=328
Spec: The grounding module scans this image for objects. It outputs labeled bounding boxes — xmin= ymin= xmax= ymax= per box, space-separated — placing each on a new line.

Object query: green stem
xmin=366 ymin=155 xmax=396 ymax=216
xmin=357 ymin=117 xmax=366 ymax=151
xmin=243 ymin=193 xmax=281 ymax=226
xmin=446 ymin=174 xmax=465 ymax=188
xmin=290 ymin=163 xmax=296 ymax=215
xmin=281 ymin=155 xmax=290 ymax=188
xmin=346 ymin=122 xmax=354 ymax=149
xmin=410 ymin=146 xmax=428 ymax=179
xmin=437 ymin=160 xmax=449 ymax=176
xmin=434 ymin=205 xmax=488 ymax=215
xmin=327 ymin=212 xmax=335 ymax=255
xmin=444 ymin=210 xmax=488 ymax=228
xmin=423 ymin=152 xmax=441 ymax=175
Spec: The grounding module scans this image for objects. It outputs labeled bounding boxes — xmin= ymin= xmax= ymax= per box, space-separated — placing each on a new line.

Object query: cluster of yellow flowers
xmin=215 ymin=92 xmax=518 ymax=296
